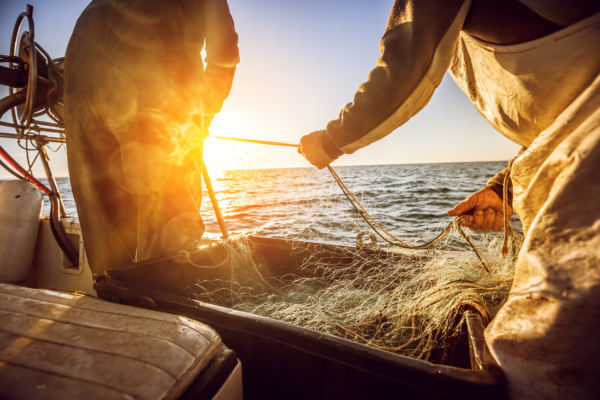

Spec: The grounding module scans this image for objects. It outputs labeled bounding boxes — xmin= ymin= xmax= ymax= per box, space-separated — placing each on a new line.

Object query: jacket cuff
xmin=487 ymin=183 xmax=513 ymax=206
xmin=320 ymin=130 xmax=345 ymax=160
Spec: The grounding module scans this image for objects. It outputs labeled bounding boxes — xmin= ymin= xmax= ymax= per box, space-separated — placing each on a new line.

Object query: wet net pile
xmin=183 ymin=229 xmax=520 ymax=362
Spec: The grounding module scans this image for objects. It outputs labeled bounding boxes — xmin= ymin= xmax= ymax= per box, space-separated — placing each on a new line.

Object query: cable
xmin=0 ymin=144 xmax=51 ymax=194
xmin=48 ymin=192 xmax=79 ymax=266
xmin=0 ymin=157 xmax=25 ymax=180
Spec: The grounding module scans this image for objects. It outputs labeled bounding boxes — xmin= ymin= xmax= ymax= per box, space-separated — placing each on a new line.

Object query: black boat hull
xmin=94 ymin=236 xmax=506 ymax=400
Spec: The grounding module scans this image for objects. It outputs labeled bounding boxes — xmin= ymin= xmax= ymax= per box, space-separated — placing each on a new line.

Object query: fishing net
xmin=183 ymin=224 xmax=520 ymax=363
xmin=184 ymin=145 xmax=521 ymax=362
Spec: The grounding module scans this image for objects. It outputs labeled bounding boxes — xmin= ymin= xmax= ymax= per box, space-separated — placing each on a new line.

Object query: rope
xmin=179 ymin=243 xmax=231 ymax=269
xmin=328 ymin=165 xmax=451 ymax=249
xmin=209 ymin=135 xmax=523 ymax=274
xmin=501 ymin=159 xmax=515 ymax=258
xmin=211 ymin=136 xmax=297 ymax=148
xmin=328 ymin=164 xmax=491 ymax=273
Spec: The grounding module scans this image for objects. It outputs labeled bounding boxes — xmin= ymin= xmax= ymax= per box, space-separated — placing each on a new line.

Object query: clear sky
xmin=0 ymin=0 xmax=520 ymax=178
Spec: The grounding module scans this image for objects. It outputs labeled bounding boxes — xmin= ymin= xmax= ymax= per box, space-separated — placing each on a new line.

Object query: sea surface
xmin=25 ymin=161 xmax=520 ymax=248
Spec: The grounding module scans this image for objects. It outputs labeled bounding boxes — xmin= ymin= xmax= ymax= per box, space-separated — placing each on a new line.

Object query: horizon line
xmin=0 ymin=159 xmax=510 ymax=180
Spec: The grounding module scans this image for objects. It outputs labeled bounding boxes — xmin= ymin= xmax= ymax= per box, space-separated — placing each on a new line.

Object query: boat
xmin=0 ymin=5 xmax=506 ymax=399
xmin=97 ymin=236 xmax=506 ymax=400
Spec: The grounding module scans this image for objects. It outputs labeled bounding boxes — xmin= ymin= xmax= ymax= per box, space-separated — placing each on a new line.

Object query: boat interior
xmin=0 ymin=4 xmax=507 ymax=400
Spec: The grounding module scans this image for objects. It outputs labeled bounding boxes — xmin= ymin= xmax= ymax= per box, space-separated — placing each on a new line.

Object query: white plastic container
xmin=0 ymin=180 xmax=43 ymax=283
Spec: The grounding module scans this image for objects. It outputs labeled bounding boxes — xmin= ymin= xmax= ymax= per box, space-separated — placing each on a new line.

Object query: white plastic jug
xmin=0 ymin=180 xmax=43 ymax=283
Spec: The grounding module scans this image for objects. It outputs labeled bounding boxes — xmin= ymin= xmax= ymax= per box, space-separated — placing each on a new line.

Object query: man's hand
xmin=298 ymin=131 xmax=335 ymax=169
xmin=447 ymin=186 xmax=513 ymax=232
xmin=192 ymin=113 xmax=211 ymax=140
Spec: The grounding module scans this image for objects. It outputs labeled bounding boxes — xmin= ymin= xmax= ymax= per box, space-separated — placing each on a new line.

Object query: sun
xmin=201 ymin=108 xmax=255 ymax=177
xmin=201 ymin=107 xmax=306 ymax=179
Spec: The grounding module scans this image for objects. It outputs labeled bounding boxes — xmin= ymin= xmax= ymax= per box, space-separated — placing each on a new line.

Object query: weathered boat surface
xmin=0 ymin=282 xmax=241 ymax=400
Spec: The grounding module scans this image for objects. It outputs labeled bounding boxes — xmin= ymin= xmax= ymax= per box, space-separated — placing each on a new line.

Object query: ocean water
xmin=31 ymin=161 xmax=520 ymax=248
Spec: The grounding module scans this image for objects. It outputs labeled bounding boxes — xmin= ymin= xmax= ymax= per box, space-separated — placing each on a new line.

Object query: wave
xmin=35 ymin=162 xmax=519 ymax=245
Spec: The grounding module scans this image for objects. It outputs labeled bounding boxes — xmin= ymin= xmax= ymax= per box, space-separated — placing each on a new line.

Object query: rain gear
xmin=64 ymin=0 xmax=239 ymax=272
xmin=318 ymin=1 xmax=600 ymax=398
xmin=454 ymin=14 xmax=600 ymax=400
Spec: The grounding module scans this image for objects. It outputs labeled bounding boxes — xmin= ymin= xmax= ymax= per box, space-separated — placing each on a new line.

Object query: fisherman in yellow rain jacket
xmin=299 ymin=1 xmax=600 ymax=399
xmin=64 ymin=0 xmax=239 ymax=271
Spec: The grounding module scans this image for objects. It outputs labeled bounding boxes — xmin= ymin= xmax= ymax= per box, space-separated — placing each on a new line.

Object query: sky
xmin=0 ymin=0 xmax=520 ymax=178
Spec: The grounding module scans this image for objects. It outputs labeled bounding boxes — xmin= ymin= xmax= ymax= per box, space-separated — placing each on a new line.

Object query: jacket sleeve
xmin=321 ymin=0 xmax=471 ymax=159
xmin=486 ymin=147 xmax=526 ymax=203
xmin=487 ymin=167 xmax=512 ymax=203
xmin=203 ymin=0 xmax=240 ymax=126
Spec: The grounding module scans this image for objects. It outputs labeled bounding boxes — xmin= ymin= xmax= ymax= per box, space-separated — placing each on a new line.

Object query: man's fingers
xmin=298 ymin=131 xmax=336 ymax=168
xmin=459 ymin=215 xmax=474 ymax=229
xmin=492 ymin=211 xmax=504 ymax=231
xmin=447 ymin=198 xmax=474 ymax=216
xmin=449 ymin=187 xmax=515 ymax=232
xmin=481 ymin=208 xmax=495 ymax=232
xmin=461 ymin=210 xmax=509 ymax=232
xmin=471 ymin=209 xmax=484 ymax=230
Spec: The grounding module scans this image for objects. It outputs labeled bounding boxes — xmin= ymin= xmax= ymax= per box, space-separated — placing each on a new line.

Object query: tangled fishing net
xmin=186 ymin=154 xmax=522 ymax=362
xmin=184 ymin=227 xmax=520 ymax=362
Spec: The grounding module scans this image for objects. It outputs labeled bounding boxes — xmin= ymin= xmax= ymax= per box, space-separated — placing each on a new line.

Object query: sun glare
xmin=203 ymin=108 xmax=304 ymax=179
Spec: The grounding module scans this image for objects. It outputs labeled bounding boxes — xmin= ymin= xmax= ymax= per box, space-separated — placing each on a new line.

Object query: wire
xmin=0 ymin=144 xmax=51 ymax=194
xmin=46 ymin=141 xmax=65 ymax=152
xmin=27 ymin=151 xmax=40 ymax=175
xmin=0 ymin=157 xmax=25 ymax=180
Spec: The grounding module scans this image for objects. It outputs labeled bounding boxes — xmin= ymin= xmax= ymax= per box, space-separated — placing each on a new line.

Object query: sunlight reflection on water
xmin=26 ymin=161 xmax=521 ymax=248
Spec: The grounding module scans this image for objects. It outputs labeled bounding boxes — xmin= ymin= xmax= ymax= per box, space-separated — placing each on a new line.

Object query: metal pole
xmin=0 ymin=130 xmax=65 ymax=143
xmin=201 ymin=160 xmax=229 ymax=239
xmin=37 ymin=140 xmax=67 ymax=217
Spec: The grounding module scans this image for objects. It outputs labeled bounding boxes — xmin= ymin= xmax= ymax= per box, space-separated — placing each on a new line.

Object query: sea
xmin=29 ymin=161 xmax=520 ymax=249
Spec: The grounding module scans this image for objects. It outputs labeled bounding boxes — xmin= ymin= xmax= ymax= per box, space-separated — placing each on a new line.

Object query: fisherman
xmin=64 ymin=0 xmax=239 ymax=272
xmin=299 ymin=1 xmax=600 ymax=398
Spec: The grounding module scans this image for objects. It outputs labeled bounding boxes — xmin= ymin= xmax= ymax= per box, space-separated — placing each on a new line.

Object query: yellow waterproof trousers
xmin=64 ymin=0 xmax=239 ymax=273
xmin=451 ymin=14 xmax=600 ymax=399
